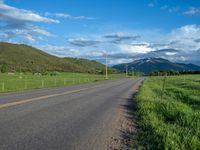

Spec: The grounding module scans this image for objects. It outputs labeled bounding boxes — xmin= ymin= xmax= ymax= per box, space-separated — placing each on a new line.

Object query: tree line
xmin=150 ymin=70 xmax=200 ymax=76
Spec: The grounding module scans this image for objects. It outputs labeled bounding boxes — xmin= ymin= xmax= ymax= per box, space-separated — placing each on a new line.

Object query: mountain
xmin=112 ymin=58 xmax=200 ymax=74
xmin=0 ymin=42 xmax=106 ymax=73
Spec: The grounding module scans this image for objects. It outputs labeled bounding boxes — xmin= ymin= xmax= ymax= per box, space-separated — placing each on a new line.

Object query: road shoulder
xmin=107 ymin=79 xmax=142 ymax=150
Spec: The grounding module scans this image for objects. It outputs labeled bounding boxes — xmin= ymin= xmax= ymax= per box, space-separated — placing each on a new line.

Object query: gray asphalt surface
xmin=0 ymin=78 xmax=143 ymax=150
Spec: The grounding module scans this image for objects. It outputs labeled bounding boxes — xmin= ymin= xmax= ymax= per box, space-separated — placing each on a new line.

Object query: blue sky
xmin=1 ymin=0 xmax=200 ymax=65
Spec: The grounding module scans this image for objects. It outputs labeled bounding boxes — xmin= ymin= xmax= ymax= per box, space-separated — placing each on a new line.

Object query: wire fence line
xmin=0 ymin=77 xmax=106 ymax=93
xmin=0 ymin=72 xmax=131 ymax=93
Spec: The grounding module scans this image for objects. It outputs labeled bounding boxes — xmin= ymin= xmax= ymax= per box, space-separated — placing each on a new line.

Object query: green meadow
xmin=0 ymin=72 xmax=126 ymax=93
xmin=136 ymin=75 xmax=200 ymax=150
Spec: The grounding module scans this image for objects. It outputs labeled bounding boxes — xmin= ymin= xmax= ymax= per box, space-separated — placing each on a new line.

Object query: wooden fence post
xmin=25 ymin=80 xmax=27 ymax=89
xmin=42 ymin=80 xmax=44 ymax=88
xmin=54 ymin=79 xmax=57 ymax=86
xmin=161 ymin=74 xmax=167 ymax=101
xmin=2 ymin=82 xmax=4 ymax=92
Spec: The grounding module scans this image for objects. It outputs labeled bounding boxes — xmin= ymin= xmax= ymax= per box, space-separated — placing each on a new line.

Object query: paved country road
xmin=0 ymin=78 xmax=143 ymax=150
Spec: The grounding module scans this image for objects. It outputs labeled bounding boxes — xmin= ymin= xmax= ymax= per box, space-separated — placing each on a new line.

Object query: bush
xmin=1 ymin=64 xmax=8 ymax=73
xmin=50 ymin=71 xmax=59 ymax=76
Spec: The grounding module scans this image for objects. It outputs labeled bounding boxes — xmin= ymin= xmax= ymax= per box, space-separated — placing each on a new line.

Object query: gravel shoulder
xmin=107 ymin=79 xmax=142 ymax=150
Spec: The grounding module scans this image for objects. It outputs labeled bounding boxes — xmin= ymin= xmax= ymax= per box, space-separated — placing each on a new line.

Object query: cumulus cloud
xmin=183 ymin=7 xmax=200 ymax=16
xmin=0 ymin=2 xmax=59 ymax=23
xmin=169 ymin=24 xmax=200 ymax=50
xmin=44 ymin=12 xmax=95 ymax=20
xmin=0 ymin=1 xmax=57 ymax=42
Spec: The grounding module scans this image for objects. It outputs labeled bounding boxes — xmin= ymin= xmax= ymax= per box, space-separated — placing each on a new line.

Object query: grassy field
xmin=0 ymin=72 xmax=126 ymax=93
xmin=136 ymin=75 xmax=200 ymax=150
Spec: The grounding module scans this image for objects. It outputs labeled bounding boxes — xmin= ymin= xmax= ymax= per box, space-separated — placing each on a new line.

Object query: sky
xmin=1 ymin=0 xmax=200 ymax=66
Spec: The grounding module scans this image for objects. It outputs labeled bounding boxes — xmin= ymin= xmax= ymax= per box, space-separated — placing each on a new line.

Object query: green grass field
xmin=136 ymin=75 xmax=200 ymax=150
xmin=0 ymin=72 xmax=126 ymax=93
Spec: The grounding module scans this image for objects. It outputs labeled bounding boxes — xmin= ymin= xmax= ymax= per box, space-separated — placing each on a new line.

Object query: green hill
xmin=0 ymin=42 xmax=106 ymax=74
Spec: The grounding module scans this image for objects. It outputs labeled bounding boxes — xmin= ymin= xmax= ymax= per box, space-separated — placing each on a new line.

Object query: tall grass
xmin=136 ymin=75 xmax=200 ymax=150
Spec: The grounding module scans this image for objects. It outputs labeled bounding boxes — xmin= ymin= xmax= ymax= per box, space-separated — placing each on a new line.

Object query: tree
xmin=1 ymin=64 xmax=8 ymax=73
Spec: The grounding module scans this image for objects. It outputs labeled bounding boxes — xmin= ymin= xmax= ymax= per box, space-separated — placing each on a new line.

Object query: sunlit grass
xmin=0 ymin=72 xmax=126 ymax=93
xmin=136 ymin=75 xmax=200 ymax=150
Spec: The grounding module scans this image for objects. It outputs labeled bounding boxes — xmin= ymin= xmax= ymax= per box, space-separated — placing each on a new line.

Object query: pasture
xmin=136 ymin=75 xmax=200 ymax=149
xmin=0 ymin=72 xmax=126 ymax=93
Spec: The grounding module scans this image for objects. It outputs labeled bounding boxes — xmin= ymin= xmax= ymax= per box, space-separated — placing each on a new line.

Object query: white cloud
xmin=119 ymin=43 xmax=153 ymax=54
xmin=15 ymin=30 xmax=35 ymax=42
xmin=39 ymin=45 xmax=80 ymax=57
xmin=0 ymin=25 xmax=54 ymax=42
xmin=183 ymin=7 xmax=200 ymax=16
xmin=0 ymin=2 xmax=59 ymax=23
xmin=31 ymin=27 xmax=53 ymax=37
xmin=108 ymin=58 xmax=133 ymax=65
xmin=169 ymin=25 xmax=200 ymax=50
xmin=44 ymin=12 xmax=95 ymax=20
xmin=0 ymin=1 xmax=56 ymax=42
xmin=170 ymin=25 xmax=200 ymax=39
xmin=23 ymin=34 xmax=35 ymax=42
xmin=165 ymin=52 xmax=176 ymax=56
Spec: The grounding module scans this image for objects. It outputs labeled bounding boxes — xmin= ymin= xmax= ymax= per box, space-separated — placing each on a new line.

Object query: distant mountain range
xmin=0 ymin=42 xmax=107 ymax=73
xmin=112 ymin=58 xmax=200 ymax=74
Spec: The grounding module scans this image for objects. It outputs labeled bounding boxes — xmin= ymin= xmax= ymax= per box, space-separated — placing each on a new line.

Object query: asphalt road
xmin=0 ymin=78 xmax=143 ymax=150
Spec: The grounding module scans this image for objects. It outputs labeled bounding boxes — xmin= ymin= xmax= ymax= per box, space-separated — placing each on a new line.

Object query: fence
xmin=0 ymin=73 xmax=130 ymax=93
xmin=0 ymin=77 xmax=105 ymax=93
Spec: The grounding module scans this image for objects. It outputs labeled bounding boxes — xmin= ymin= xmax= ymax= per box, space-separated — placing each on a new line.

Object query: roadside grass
xmin=136 ymin=75 xmax=200 ymax=150
xmin=0 ymin=72 xmax=126 ymax=93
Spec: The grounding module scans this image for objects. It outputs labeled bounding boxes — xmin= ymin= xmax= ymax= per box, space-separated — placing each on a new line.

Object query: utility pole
xmin=132 ymin=67 xmax=134 ymax=77
xmin=105 ymin=53 xmax=108 ymax=80
xmin=102 ymin=52 xmax=108 ymax=80
xmin=126 ymin=64 xmax=128 ymax=77
xmin=125 ymin=56 xmax=129 ymax=77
